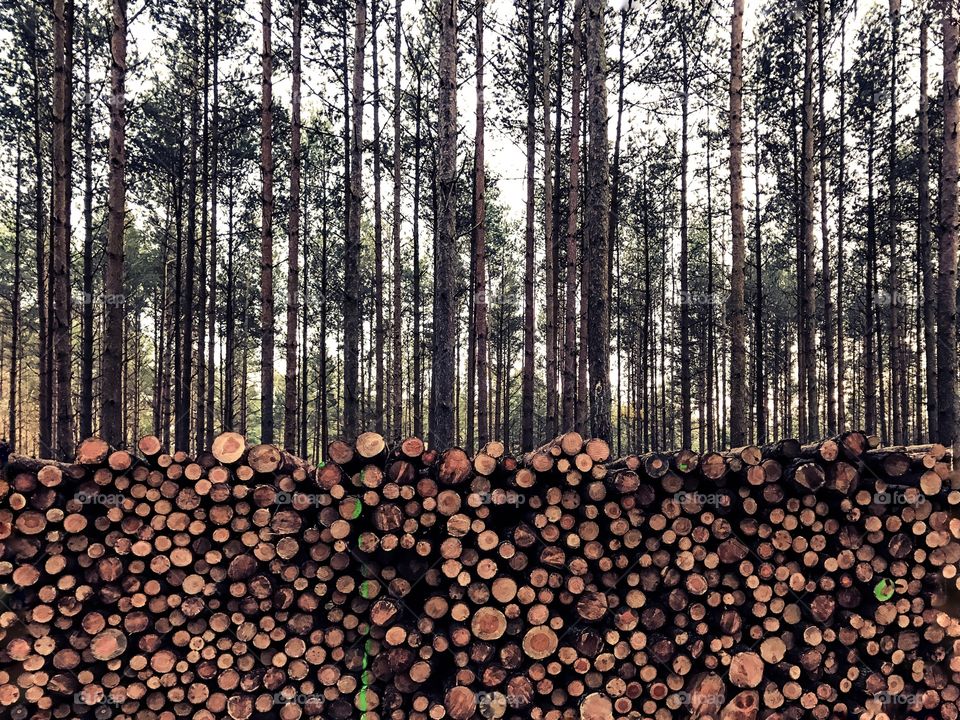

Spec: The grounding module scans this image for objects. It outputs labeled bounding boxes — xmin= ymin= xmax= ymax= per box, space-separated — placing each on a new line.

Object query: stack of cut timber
xmin=0 ymin=430 xmax=957 ymax=720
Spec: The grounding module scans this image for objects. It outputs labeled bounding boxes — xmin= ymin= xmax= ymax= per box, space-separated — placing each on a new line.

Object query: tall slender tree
xmin=919 ymin=9 xmax=937 ymax=439
xmin=800 ymin=10 xmax=819 ymax=439
xmin=543 ymin=0 xmax=557 ymax=439
xmin=585 ymin=0 xmax=610 ymax=441
xmin=819 ymin=0 xmax=835 ymax=435
xmin=522 ymin=0 xmax=536 ymax=451
xmin=728 ymin=0 xmax=746 ymax=447
xmin=284 ymin=0 xmax=302 ymax=452
xmin=429 ymin=0 xmax=457 ymax=449
xmin=102 ymin=0 xmax=127 ymax=442
xmin=562 ymin=0 xmax=583 ymax=431
xmin=938 ymin=1 xmax=959 ymax=453
xmin=260 ymin=0 xmax=275 ymax=443
xmin=474 ymin=0 xmax=489 ymax=446
xmin=344 ymin=0 xmax=366 ymax=440
xmin=52 ymin=0 xmax=74 ymax=458
xmin=390 ymin=0 xmax=403 ymax=438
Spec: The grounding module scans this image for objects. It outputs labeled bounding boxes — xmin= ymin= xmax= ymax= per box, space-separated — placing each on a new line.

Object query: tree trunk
xmin=372 ymin=0 xmax=385 ymax=435
xmin=585 ymin=0 xmax=610 ymax=442
xmin=195 ymin=5 xmax=210 ymax=451
xmin=938 ymin=2 xmax=959 ymax=454
xmin=207 ymin=0 xmax=219 ymax=447
xmin=344 ymin=0 xmax=366 ymax=440
xmin=391 ymin=0 xmax=403 ymax=438
xmin=474 ymin=0 xmax=489 ymax=447
xmin=800 ymin=12 xmax=819 ymax=439
xmin=283 ymin=0 xmax=301 ymax=452
xmin=866 ymin=114 xmax=877 ymax=432
xmin=260 ymin=0 xmax=275 ymax=444
xmin=728 ymin=0 xmax=746 ymax=447
xmin=33 ymin=8 xmax=51 ymax=458
xmin=837 ymin=15 xmax=847 ymax=431
xmin=678 ymin=40 xmax=691 ymax=448
xmin=889 ymin=1 xmax=903 ymax=442
xmin=919 ymin=11 xmax=937 ymax=440
xmin=80 ymin=6 xmax=93 ymax=440
xmin=543 ymin=0 xmax=557 ymax=439
xmin=52 ymin=0 xmax=74 ymax=459
xmin=9 ymin=141 xmax=22 ymax=449
xmin=522 ymin=0 xmax=536 ymax=451
xmin=753 ymin=104 xmax=765 ymax=444
xmin=562 ymin=0 xmax=583 ymax=433
xmin=430 ymin=0 xmax=457 ymax=450
xmin=102 ymin=0 xmax=126 ymax=443
xmin=818 ymin=0 xmax=835 ymax=435
xmin=412 ymin=68 xmax=423 ymax=438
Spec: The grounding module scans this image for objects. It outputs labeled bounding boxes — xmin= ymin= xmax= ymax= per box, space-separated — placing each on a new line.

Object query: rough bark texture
xmin=522 ymin=0 xmax=536 ymax=452
xmin=938 ymin=3 xmax=959 ymax=453
xmin=52 ymin=0 xmax=74 ymax=459
xmin=102 ymin=0 xmax=127 ymax=443
xmin=260 ymin=0 xmax=275 ymax=444
xmin=800 ymin=13 xmax=819 ymax=440
xmin=283 ymin=0 xmax=301 ymax=452
xmin=889 ymin=2 xmax=903 ymax=443
xmin=543 ymin=0 xmax=557 ymax=440
xmin=728 ymin=0 xmax=746 ymax=447
xmin=818 ymin=0 xmax=835 ymax=436
xmin=585 ymin=0 xmax=610 ymax=442
xmin=430 ymin=0 xmax=457 ymax=450
xmin=391 ymin=0 xmax=403 ymax=438
xmin=563 ymin=0 xmax=583 ymax=432
xmin=919 ymin=12 xmax=937 ymax=440
xmin=474 ymin=0 xmax=489 ymax=447
xmin=372 ymin=0 xmax=385 ymax=435
xmin=344 ymin=0 xmax=366 ymax=440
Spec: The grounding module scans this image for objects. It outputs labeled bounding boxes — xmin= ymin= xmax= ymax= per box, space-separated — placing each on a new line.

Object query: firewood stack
xmin=0 ymin=429 xmax=957 ymax=720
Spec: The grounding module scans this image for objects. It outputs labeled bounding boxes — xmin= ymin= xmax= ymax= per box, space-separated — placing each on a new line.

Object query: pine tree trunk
xmin=195 ymin=3 xmax=210 ymax=451
xmin=52 ymin=0 xmax=75 ymax=459
xmin=429 ymin=0 xmax=457 ymax=450
xmin=728 ymin=0 xmax=746 ymax=447
xmin=889 ymin=1 xmax=903 ymax=442
xmin=585 ymin=0 xmax=610 ymax=442
xmin=32 ymin=9 xmax=51 ymax=458
xmin=259 ymin=0 xmax=275 ymax=444
xmin=522 ymin=0 xmax=536 ymax=451
xmin=207 ymin=0 xmax=219 ymax=447
xmin=800 ymin=12 xmax=819 ymax=439
xmin=562 ymin=0 xmax=583 ymax=432
xmin=678 ymin=40 xmax=691 ymax=448
xmin=80 ymin=8 xmax=93 ymax=440
xmin=753 ymin=105 xmax=765 ymax=444
xmin=372 ymin=0 xmax=385 ymax=435
xmin=543 ymin=0 xmax=557 ymax=439
xmin=818 ymin=0 xmax=835 ymax=435
xmin=10 ymin=141 xmax=22 ymax=450
xmin=344 ymin=0 xmax=366 ymax=440
xmin=391 ymin=0 xmax=403 ymax=438
xmin=866 ymin=116 xmax=877 ymax=432
xmin=283 ymin=0 xmax=301 ymax=452
xmin=224 ymin=176 xmax=235 ymax=430
xmin=837 ymin=15 xmax=847 ymax=431
xmin=412 ymin=69 xmax=423 ymax=439
xmin=938 ymin=2 xmax=960 ymax=453
xmin=102 ymin=0 xmax=126 ymax=443
xmin=919 ymin=11 xmax=937 ymax=440
xmin=474 ymin=0 xmax=489 ymax=447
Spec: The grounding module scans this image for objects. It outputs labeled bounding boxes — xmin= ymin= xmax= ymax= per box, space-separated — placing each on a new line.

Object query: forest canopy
xmin=0 ymin=0 xmax=958 ymax=462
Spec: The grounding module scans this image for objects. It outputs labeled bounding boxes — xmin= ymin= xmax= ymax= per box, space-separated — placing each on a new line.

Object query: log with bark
xmin=0 ymin=431 xmax=957 ymax=720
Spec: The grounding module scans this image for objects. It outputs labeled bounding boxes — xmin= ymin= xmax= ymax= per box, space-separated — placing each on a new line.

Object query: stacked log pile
xmin=0 ymin=430 xmax=957 ymax=720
